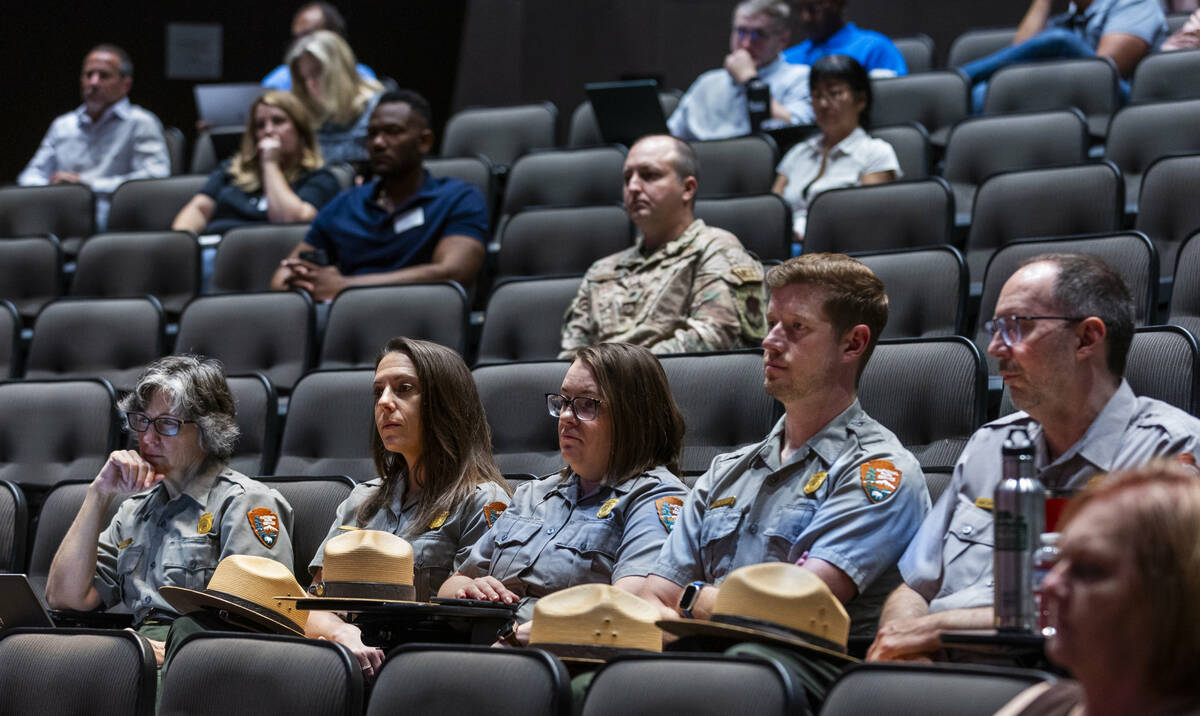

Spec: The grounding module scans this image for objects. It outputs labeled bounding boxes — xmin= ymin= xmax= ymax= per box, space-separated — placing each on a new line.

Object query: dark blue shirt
xmin=305 ymin=171 xmax=488 ymax=276
xmin=783 ymin=22 xmax=908 ymax=76
xmin=200 ymin=160 xmax=340 ymax=235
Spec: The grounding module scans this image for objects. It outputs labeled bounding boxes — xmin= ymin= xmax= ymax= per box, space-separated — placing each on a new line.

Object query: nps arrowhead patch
xmin=860 ymin=460 xmax=902 ymax=504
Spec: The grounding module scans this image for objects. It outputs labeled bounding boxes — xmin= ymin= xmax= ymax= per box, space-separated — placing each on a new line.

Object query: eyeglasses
xmin=983 ymin=315 xmax=1085 ymax=348
xmin=811 ymin=86 xmax=852 ymax=104
xmin=733 ymin=26 xmax=773 ymax=42
xmin=125 ymin=411 xmax=195 ymax=437
xmin=545 ymin=393 xmax=603 ymax=421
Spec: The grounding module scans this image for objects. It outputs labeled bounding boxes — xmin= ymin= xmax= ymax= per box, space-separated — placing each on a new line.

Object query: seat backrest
xmin=567 ymin=90 xmax=682 ymax=147
xmin=1168 ymin=230 xmax=1200 ymax=336
xmin=821 ymin=662 xmax=1052 ymax=716
xmin=274 ymin=369 xmax=376 ymax=481
xmin=1106 ymin=99 xmax=1200 ymax=206
xmin=580 ymin=653 xmax=800 ymax=716
xmin=964 ymin=162 xmax=1123 ymax=280
xmin=870 ymin=123 xmax=931 ymax=179
xmin=804 ymin=178 xmax=954 ymax=255
xmin=1134 ymin=153 xmax=1200 ymax=277
xmin=26 ymin=482 xmax=108 ymax=597
xmin=441 ymin=103 xmax=558 ymax=168
xmin=501 ymin=146 xmax=626 ymax=218
xmin=1126 ymin=325 xmax=1200 ymax=415
xmin=0 ymin=237 xmax=62 ymax=321
xmin=1130 ymin=48 xmax=1200 ymax=104
xmin=924 ymin=466 xmax=955 ymax=506
xmin=319 ymin=283 xmax=468 ymax=369
xmin=472 ymin=360 xmax=571 ymax=476
xmin=25 ymin=297 xmax=165 ymax=393
xmin=160 ymin=632 xmax=362 ymax=716
xmin=0 ymin=184 xmax=94 ymax=242
xmin=258 ymin=475 xmax=355 ymax=581
xmin=70 ymin=231 xmax=200 ymax=315
xmin=106 ymin=175 xmax=209 ymax=232
xmin=0 ymin=479 xmax=28 ymax=572
xmin=690 ymin=135 xmax=778 ymax=197
xmin=947 ymin=27 xmax=1018 ymax=67
xmin=226 ymin=373 xmax=279 ymax=477
xmin=175 ymin=291 xmax=314 ymax=391
xmin=495 ymin=206 xmax=632 ymax=280
xmin=477 ymin=276 xmax=584 ymax=365
xmin=0 ymin=300 xmax=18 ymax=379
xmin=869 ymin=71 xmax=969 ymax=145
xmin=425 ymin=155 xmax=497 ymax=218
xmin=368 ymin=645 xmax=569 ymax=716
xmin=0 ymin=628 xmax=157 ymax=716
xmin=858 ymin=338 xmax=986 ymax=469
xmin=892 ymin=34 xmax=934 ymax=73
xmin=983 ymin=56 xmax=1118 ymax=136
xmin=163 ymin=126 xmax=187 ymax=175
xmin=211 ymin=224 xmax=311 ymax=293
xmin=853 ymin=246 xmax=967 ymax=338
xmin=693 ymin=194 xmax=792 ymax=261
xmin=660 ymin=351 xmax=778 ymax=474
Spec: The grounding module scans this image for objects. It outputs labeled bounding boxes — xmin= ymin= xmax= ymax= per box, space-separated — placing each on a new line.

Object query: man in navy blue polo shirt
xmin=271 ymin=89 xmax=488 ymax=301
xmin=783 ymin=0 xmax=907 ymax=77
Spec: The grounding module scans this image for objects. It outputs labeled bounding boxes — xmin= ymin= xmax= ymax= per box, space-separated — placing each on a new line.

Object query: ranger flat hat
xmin=160 ymin=554 xmax=308 ymax=636
xmin=283 ymin=529 xmax=417 ymax=603
xmin=528 ymin=583 xmax=663 ymax=663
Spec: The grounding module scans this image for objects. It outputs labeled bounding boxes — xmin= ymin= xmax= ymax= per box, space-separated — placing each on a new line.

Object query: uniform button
xmin=748 ymin=524 xmax=758 ymax=534
xmin=961 ymin=525 xmax=973 ymax=535
xmin=546 ymin=529 xmax=555 ymax=535
xmin=150 ymin=562 xmax=156 ymax=569
xmin=500 ymin=534 xmax=508 ymax=540
xmin=189 ymin=560 xmax=197 ymax=568
xmin=143 ymin=596 xmax=152 ymax=604
xmin=987 ymin=580 xmax=994 ymax=587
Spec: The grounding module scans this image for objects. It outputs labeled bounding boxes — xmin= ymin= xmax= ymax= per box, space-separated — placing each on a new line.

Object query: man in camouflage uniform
xmin=559 ymin=134 xmax=766 ymax=358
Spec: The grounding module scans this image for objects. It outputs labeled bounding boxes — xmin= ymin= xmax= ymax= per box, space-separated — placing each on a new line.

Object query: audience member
xmin=783 ymin=0 xmax=908 ymax=77
xmin=271 ymin=89 xmax=488 ymax=301
xmin=287 ymin=29 xmax=383 ymax=163
xmin=172 ymin=91 xmax=339 ymax=235
xmin=640 ymin=254 xmax=930 ymax=640
xmin=959 ymin=0 xmax=1167 ymax=111
xmin=45 ymin=355 xmax=294 ymax=664
xmin=772 ymin=54 xmax=899 ymax=243
xmin=994 ymin=463 xmax=1200 ymax=715
xmin=1163 ymin=8 xmax=1200 ymax=49
xmin=668 ymin=0 xmax=813 ymax=141
xmin=559 ymin=135 xmax=766 ymax=357
xmin=868 ymin=254 xmax=1200 ymax=662
xmin=18 ymin=44 xmax=169 ymax=231
xmin=303 ymin=337 xmax=512 ymax=677
xmin=440 ymin=343 xmax=690 ymax=637
xmin=263 ymin=3 xmax=378 ymax=90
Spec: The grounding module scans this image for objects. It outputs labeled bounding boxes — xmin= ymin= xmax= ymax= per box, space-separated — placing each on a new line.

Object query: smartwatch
xmin=678 ymin=581 xmax=708 ymax=619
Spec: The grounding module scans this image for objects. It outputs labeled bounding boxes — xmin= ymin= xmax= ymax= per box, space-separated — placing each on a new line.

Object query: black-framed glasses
xmin=983 ymin=315 xmax=1085 ymax=348
xmin=733 ymin=26 xmax=773 ymax=42
xmin=125 ymin=411 xmax=195 ymax=437
xmin=545 ymin=393 xmax=603 ymax=421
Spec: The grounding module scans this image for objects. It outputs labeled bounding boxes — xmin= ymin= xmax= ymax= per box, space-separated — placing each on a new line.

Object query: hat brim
xmin=656 ymin=618 xmax=858 ymax=663
xmin=275 ymin=595 xmax=421 ymax=605
xmin=160 ymin=586 xmax=305 ymax=637
xmin=531 ymin=642 xmax=659 ymax=664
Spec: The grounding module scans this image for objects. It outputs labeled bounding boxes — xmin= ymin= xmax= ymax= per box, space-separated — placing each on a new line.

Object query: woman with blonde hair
xmin=173 ymin=90 xmax=339 ymax=234
xmin=287 ymin=29 xmax=383 ymax=164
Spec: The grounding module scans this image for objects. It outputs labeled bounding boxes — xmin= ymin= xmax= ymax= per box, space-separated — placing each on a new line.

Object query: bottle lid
xmin=1039 ymin=532 xmax=1060 ymax=545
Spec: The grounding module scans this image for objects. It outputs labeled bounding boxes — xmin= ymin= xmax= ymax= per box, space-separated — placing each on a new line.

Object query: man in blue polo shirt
xmin=783 ymin=0 xmax=907 ymax=77
xmin=271 ymin=89 xmax=488 ymax=302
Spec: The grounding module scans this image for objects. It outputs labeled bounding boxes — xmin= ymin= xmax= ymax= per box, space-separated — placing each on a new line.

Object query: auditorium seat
xmin=473 ymin=360 xmax=570 ymax=476
xmin=892 ymin=34 xmax=935 ymax=73
xmin=441 ymin=102 xmax=558 ymax=169
xmin=869 ymin=71 xmax=969 ymax=147
xmin=0 ymin=479 xmax=28 ymax=572
xmin=499 ymin=146 xmax=625 ymax=221
xmin=690 ymin=134 xmax=778 ymax=197
xmin=946 ymin=27 xmax=1018 ymax=68
xmin=1133 ymin=153 xmax=1200 ymax=281
xmin=476 ymin=276 xmax=583 ymax=365
xmin=871 ymin=122 xmax=932 ymax=179
xmin=27 ymin=480 xmax=120 ymax=598
xmin=258 ymin=475 xmax=355 ymax=582
xmin=226 ymin=372 xmax=279 ymax=477
xmin=0 ymin=184 xmax=94 ymax=257
xmin=494 ymin=206 xmax=632 ymax=281
xmin=694 ymin=194 xmax=792 ymax=262
xmin=211 ymin=224 xmax=310 ymax=294
xmin=820 ymin=662 xmax=1054 ymax=716
xmin=70 ymin=231 xmax=200 ymax=316
xmin=982 ymin=56 xmax=1119 ymax=137
xmin=0 ymin=237 xmax=62 ymax=322
xmin=853 ymin=246 xmax=967 ymax=338
xmin=0 ymin=300 xmax=18 ymax=379
xmin=804 ymin=179 xmax=954 ymax=255
xmin=1105 ymin=99 xmax=1200 ymax=210
xmin=106 ymin=175 xmax=208 ymax=232
xmin=319 ymin=283 xmax=468 ymax=370
xmin=273 ymin=369 xmax=376 ymax=482
xmin=1130 ymin=48 xmax=1200 ymax=104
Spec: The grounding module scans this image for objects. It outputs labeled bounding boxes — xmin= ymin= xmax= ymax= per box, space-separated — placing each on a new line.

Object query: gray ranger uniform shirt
xmin=900 ymin=380 xmax=1200 ymax=613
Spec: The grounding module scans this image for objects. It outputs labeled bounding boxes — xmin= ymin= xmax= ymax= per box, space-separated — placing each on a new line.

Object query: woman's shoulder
xmin=623 ymin=465 xmax=689 ymax=494
xmin=471 ymin=479 xmax=512 ymax=503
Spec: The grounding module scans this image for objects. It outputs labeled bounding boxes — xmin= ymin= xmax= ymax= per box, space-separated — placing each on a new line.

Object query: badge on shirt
xmin=597 ymin=498 xmax=619 ymax=519
xmin=117 ymin=537 xmax=133 ymax=550
xmin=655 ymin=496 xmax=684 ymax=532
xmin=393 ymin=206 xmax=425 ymax=234
xmin=484 ymin=502 xmax=507 ymax=528
xmin=429 ymin=511 xmax=449 ymax=530
xmin=197 ymin=513 xmax=214 ymax=535
xmin=709 ymin=496 xmax=736 ymax=509
xmin=247 ymin=507 xmax=280 ymax=549
xmin=804 ymin=472 xmax=828 ymax=496
xmin=974 ymin=497 xmax=994 ymax=512
xmin=860 ymin=460 xmax=902 ymax=504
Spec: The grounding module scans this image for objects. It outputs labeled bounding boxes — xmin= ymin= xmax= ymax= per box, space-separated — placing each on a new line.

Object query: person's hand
xmin=455 ymin=576 xmax=520 ymax=604
xmin=279 ymin=258 xmax=348 ymax=302
xmin=492 ymin=619 xmax=532 ymax=648
xmin=50 ymin=171 xmax=82 ymax=185
xmin=320 ymin=624 xmax=384 ymax=680
xmin=724 ymin=49 xmax=758 ymax=84
xmin=127 ymin=630 xmax=166 ymax=666
xmin=92 ymin=451 xmax=164 ymax=499
xmin=257 ymin=136 xmax=283 ymax=165
xmin=865 ymin=616 xmax=942 ymax=662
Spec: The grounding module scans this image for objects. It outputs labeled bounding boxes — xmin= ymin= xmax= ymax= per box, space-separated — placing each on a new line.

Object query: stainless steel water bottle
xmin=993 ymin=426 xmax=1045 ymax=632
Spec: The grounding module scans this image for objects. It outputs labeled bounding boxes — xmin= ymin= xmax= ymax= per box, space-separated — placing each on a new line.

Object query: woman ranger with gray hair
xmin=45 ymin=354 xmax=294 ymax=663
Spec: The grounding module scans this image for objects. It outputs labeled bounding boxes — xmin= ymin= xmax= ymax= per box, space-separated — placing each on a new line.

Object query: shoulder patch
xmin=597 ymin=498 xmax=619 ymax=519
xmin=655 ymin=496 xmax=684 ymax=532
xmin=484 ymin=502 xmax=507 ymax=528
xmin=860 ymin=459 xmax=902 ymax=504
xmin=730 ymin=265 xmax=763 ymax=283
xmin=197 ymin=513 xmax=213 ymax=535
xmin=246 ymin=507 xmax=281 ymax=549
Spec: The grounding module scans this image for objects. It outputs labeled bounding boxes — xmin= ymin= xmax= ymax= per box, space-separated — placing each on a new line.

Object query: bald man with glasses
xmin=867 ymin=253 xmax=1200 ymax=662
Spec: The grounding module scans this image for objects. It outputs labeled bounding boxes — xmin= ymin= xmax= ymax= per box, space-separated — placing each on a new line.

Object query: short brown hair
xmin=572 ymin=343 xmax=686 ymax=483
xmin=766 ymin=253 xmax=888 ymax=378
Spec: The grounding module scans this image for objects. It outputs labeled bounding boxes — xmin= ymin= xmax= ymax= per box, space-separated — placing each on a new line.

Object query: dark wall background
xmin=2 ymin=1 xmax=468 ymax=181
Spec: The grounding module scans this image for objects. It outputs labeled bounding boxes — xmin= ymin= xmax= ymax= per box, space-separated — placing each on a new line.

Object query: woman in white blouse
xmin=772 ymin=54 xmax=899 ymax=245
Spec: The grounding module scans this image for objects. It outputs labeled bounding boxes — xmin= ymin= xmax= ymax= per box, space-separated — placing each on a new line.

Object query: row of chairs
xmin=0 ymin=628 xmax=1058 ymax=716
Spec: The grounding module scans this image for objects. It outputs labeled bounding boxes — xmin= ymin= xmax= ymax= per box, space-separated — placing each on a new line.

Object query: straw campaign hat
xmin=293 ymin=529 xmax=416 ymax=603
xmin=657 ymin=562 xmax=856 ymax=663
xmin=528 ymin=584 xmax=663 ymax=663
xmin=160 ymin=554 xmax=308 ymax=636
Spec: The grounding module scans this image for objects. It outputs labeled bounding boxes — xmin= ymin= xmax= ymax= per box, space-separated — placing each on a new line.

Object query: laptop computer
xmin=193 ymin=83 xmax=266 ymax=129
xmin=0 ymin=574 xmax=55 ymax=631
xmin=585 ymin=79 xmax=670 ymax=147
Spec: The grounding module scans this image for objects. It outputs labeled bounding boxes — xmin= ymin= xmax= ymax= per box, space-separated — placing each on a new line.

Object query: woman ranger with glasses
xmin=439 ymin=342 xmax=689 ymax=639
xmin=45 ymin=354 xmax=294 ymax=664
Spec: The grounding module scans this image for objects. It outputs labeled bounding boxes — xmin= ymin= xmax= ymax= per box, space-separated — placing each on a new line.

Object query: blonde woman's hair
xmin=229 ymin=90 xmax=323 ymax=193
xmin=286 ymin=29 xmax=381 ymax=126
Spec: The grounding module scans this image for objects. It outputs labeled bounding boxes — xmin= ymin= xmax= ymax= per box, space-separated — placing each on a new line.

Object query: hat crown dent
xmin=207 ymin=554 xmax=309 ymax=630
xmin=713 ymin=563 xmax=849 ymax=648
xmin=323 ymin=529 xmax=415 ymax=584
xmin=531 ymin=584 xmax=662 ymax=652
